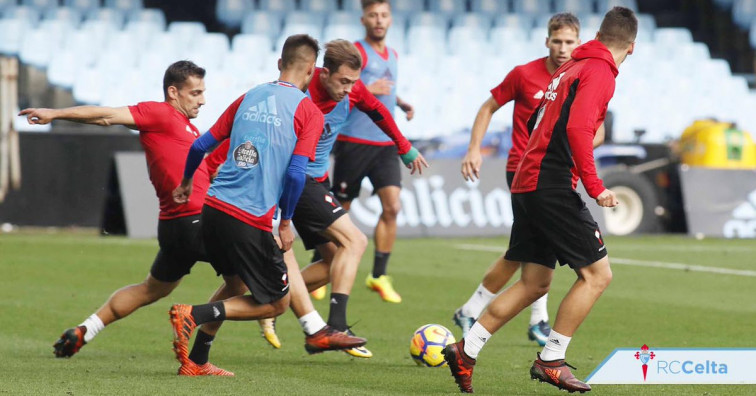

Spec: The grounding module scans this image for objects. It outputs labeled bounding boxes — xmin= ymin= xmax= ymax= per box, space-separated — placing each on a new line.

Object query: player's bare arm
xmin=367 ymin=78 xmax=393 ymax=95
xmin=19 ymin=106 xmax=137 ymax=129
xmin=462 ymin=96 xmax=502 ymax=181
xmin=396 ymin=96 xmax=414 ymax=121
xmin=278 ymin=219 xmax=295 ymax=252
xmin=593 ymin=123 xmax=606 ymax=148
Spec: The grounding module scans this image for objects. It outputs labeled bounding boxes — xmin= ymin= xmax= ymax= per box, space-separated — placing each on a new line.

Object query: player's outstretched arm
xmin=396 ymin=96 xmax=414 ymax=121
xmin=19 ymin=106 xmax=137 ymax=129
xmin=462 ymin=96 xmax=502 ymax=181
xmin=400 ymin=148 xmax=429 ymax=175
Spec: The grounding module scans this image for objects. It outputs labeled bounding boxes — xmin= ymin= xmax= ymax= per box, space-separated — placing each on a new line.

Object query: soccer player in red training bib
xmin=443 ymin=7 xmax=637 ymax=393
xmin=20 ymin=61 xmax=243 ymax=376
xmin=453 ymin=13 xmax=606 ymax=346
xmin=329 ymin=0 xmax=416 ymax=303
xmin=169 ymin=34 xmax=368 ymax=373
xmin=204 ymin=40 xmax=428 ymax=358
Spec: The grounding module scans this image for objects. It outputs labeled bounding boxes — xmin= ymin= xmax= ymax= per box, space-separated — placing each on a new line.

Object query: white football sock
xmin=298 ymin=311 xmax=327 ymax=336
xmin=79 ymin=314 xmax=105 ymax=343
xmin=529 ymin=293 xmax=549 ymax=326
xmin=460 ymin=284 xmax=496 ymax=318
xmin=540 ymin=329 xmax=571 ymax=361
xmin=463 ymin=322 xmax=492 ymax=359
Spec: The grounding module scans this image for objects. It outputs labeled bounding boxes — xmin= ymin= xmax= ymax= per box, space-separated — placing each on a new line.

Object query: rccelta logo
xmin=242 ymin=95 xmax=282 ymax=126
xmin=635 ymin=344 xmax=655 ymax=381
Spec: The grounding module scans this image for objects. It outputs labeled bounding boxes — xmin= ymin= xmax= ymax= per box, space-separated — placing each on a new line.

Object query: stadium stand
xmin=4 ymin=0 xmax=756 ymax=142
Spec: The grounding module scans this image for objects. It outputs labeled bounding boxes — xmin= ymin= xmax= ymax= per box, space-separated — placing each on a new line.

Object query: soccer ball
xmin=409 ymin=324 xmax=456 ymax=367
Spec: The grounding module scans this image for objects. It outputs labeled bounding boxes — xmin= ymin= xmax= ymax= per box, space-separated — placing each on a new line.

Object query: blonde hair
xmin=323 ymin=39 xmax=363 ymax=72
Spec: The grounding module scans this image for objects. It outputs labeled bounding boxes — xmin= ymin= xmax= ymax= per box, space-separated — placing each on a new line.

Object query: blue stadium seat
xmin=713 ymin=0 xmax=736 ymax=9
xmin=85 ymin=8 xmax=126 ymax=28
xmin=451 ymin=13 xmax=492 ymax=30
xmin=63 ymin=0 xmax=100 ymax=13
xmin=750 ymin=19 xmax=756 ymax=47
xmin=409 ymin=12 xmax=448 ymax=29
xmin=448 ymin=26 xmax=488 ymax=57
xmin=596 ymin=0 xmax=638 ymax=14
xmin=232 ymin=33 xmax=274 ymax=53
xmin=104 ymin=0 xmax=143 ymax=12
xmin=126 ymin=8 xmax=166 ymax=31
xmin=0 ymin=19 xmax=30 ymax=56
xmin=20 ymin=28 xmax=56 ymax=68
xmin=406 ymin=25 xmax=445 ymax=57
xmin=470 ymin=0 xmax=508 ymax=14
xmin=73 ymin=67 xmax=105 ymax=104
xmin=258 ymin=0 xmax=296 ymax=12
xmin=285 ymin=10 xmax=325 ymax=30
xmin=216 ymin=0 xmax=254 ymax=29
xmin=732 ymin=0 xmax=756 ymax=29
xmin=44 ymin=7 xmax=83 ymax=26
xmin=493 ymin=13 xmax=534 ymax=31
xmin=241 ymin=11 xmax=283 ymax=40
xmin=654 ymin=27 xmax=692 ymax=45
xmin=0 ymin=0 xmax=14 ymax=13
xmin=512 ymin=0 xmax=552 ymax=15
xmin=300 ymin=0 xmax=338 ymax=13
xmin=392 ymin=0 xmax=425 ymax=13
xmin=341 ymin=0 xmax=362 ymax=12
xmin=326 ymin=11 xmax=360 ymax=26
xmin=3 ymin=6 xmax=42 ymax=27
xmin=428 ymin=0 xmax=467 ymax=15
xmin=323 ymin=24 xmax=363 ymax=42
xmin=186 ymin=33 xmax=230 ymax=72
xmin=489 ymin=26 xmax=529 ymax=49
xmin=21 ymin=0 xmax=59 ymax=9
xmin=47 ymin=49 xmax=79 ymax=88
xmin=168 ymin=21 xmax=207 ymax=51
xmin=125 ymin=20 xmax=164 ymax=47
xmin=554 ymin=0 xmax=594 ymax=14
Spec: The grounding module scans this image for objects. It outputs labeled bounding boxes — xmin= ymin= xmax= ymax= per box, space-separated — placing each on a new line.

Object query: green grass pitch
xmin=1 ymin=231 xmax=754 ymax=395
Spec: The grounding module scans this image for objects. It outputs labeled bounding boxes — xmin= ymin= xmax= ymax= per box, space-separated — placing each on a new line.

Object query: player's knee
xmin=353 ymin=231 xmax=368 ymax=254
xmin=381 ymin=200 xmax=401 ymax=220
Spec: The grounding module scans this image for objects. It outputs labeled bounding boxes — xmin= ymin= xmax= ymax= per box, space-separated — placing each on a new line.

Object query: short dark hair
xmin=323 ymin=40 xmax=363 ymax=72
xmin=361 ymin=0 xmax=389 ymax=10
xmin=548 ymin=12 xmax=580 ymax=37
xmin=163 ymin=60 xmax=205 ymax=97
xmin=598 ymin=6 xmax=638 ymax=47
xmin=280 ymin=34 xmax=320 ymax=69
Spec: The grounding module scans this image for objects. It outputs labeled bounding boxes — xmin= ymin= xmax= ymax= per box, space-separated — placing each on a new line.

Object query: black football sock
xmin=372 ymin=251 xmax=391 ymax=278
xmin=191 ymin=302 xmax=226 ymax=325
xmin=327 ymin=293 xmax=349 ymax=331
xmin=188 ymin=329 xmax=215 ymax=365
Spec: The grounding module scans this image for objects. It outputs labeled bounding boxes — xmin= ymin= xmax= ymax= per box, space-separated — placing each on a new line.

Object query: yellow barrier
xmin=680 ymin=120 xmax=756 ymax=169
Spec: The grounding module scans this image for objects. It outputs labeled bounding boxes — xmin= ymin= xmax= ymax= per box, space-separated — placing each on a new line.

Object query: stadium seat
xmin=0 ymin=0 xmax=14 ymax=12
xmin=65 ymin=29 xmax=107 ymax=67
xmin=554 ymin=0 xmax=594 ymax=14
xmin=47 ymin=49 xmax=79 ymax=88
xmin=409 ymin=12 xmax=449 ymax=29
xmin=63 ymin=0 xmax=100 ymax=13
xmin=188 ymin=33 xmax=230 ymax=70
xmin=0 ymin=18 xmax=31 ymax=56
xmin=406 ymin=25 xmax=446 ymax=58
xmin=448 ymin=26 xmax=489 ymax=57
xmin=43 ymin=7 xmax=83 ymax=26
xmin=232 ymin=33 xmax=274 ymax=53
xmin=341 ymin=0 xmax=362 ymax=11
xmin=489 ymin=26 xmax=529 ymax=49
xmin=168 ymin=21 xmax=207 ymax=53
xmin=285 ymin=10 xmax=325 ymax=30
xmin=732 ymin=0 xmax=756 ymax=29
xmin=392 ymin=0 xmax=425 ymax=14
xmin=512 ymin=0 xmax=552 ymax=15
xmin=654 ymin=27 xmax=693 ymax=45
xmin=20 ymin=28 xmax=57 ymax=68
xmin=258 ymin=0 xmax=296 ymax=12
xmin=85 ymin=8 xmax=126 ymax=28
xmin=451 ymin=13 xmax=492 ymax=30
xmin=750 ymin=19 xmax=756 ymax=47
xmin=104 ymin=0 xmax=144 ymax=12
xmin=596 ymin=0 xmax=638 ymax=13
xmin=73 ymin=67 xmax=105 ymax=104
xmin=21 ymin=0 xmax=59 ymax=9
xmin=326 ymin=11 xmax=361 ymax=26
xmin=241 ymin=11 xmax=284 ymax=40
xmin=470 ymin=0 xmax=509 ymax=14
xmin=125 ymin=20 xmax=164 ymax=48
xmin=3 ymin=6 xmax=42 ymax=27
xmin=216 ymin=0 xmax=254 ymax=29
xmin=427 ymin=0 xmax=467 ymax=15
xmin=493 ymin=13 xmax=534 ymax=31
xmin=713 ymin=0 xmax=736 ymax=9
xmin=276 ymin=23 xmax=324 ymax=52
xmin=126 ymin=8 xmax=166 ymax=31
xmin=323 ymin=24 xmax=363 ymax=43
xmin=301 ymin=0 xmax=338 ymax=13
xmin=385 ymin=21 xmax=407 ymax=54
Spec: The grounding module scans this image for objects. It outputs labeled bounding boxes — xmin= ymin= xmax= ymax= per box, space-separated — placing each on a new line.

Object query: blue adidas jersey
xmin=305 ymin=90 xmax=351 ymax=179
xmin=340 ymin=39 xmax=398 ymax=144
xmin=208 ymin=82 xmax=306 ymax=220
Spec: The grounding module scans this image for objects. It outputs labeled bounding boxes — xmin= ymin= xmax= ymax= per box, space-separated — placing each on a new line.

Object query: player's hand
xmin=398 ymin=101 xmax=414 ymax=121
xmin=18 ymin=108 xmax=56 ymax=125
xmin=407 ymin=152 xmax=429 ymax=175
xmin=368 ymin=78 xmax=393 ymax=96
xmin=461 ymin=149 xmax=482 ymax=181
xmin=172 ymin=178 xmax=193 ymax=204
xmin=278 ymin=220 xmax=294 ymax=252
xmin=596 ymin=189 xmax=619 ymax=207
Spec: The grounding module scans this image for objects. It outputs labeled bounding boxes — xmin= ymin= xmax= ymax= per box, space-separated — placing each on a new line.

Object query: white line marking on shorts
xmin=453 ymin=244 xmax=756 ymax=277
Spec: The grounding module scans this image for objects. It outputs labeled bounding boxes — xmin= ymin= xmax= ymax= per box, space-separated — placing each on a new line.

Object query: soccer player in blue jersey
xmin=330 ymin=0 xmax=415 ymax=303
xmin=168 ymin=34 xmax=366 ymax=373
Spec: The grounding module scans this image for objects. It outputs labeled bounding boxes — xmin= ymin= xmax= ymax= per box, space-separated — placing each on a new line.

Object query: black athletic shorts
xmin=292 ymin=176 xmax=347 ymax=250
xmin=506 ymin=171 xmax=515 ymax=190
xmin=504 ymin=189 xmax=607 ymax=269
xmin=201 ymin=205 xmax=289 ymax=305
xmin=150 ymin=214 xmax=207 ymax=282
xmin=330 ymin=140 xmax=401 ymax=201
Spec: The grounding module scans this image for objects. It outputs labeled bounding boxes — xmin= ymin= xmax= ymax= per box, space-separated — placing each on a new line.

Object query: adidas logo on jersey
xmin=544 ymin=72 xmax=565 ymax=101
xmin=242 ymin=96 xmax=282 ymax=126
xmin=533 ymin=90 xmax=544 ymax=100
xmin=723 ymin=189 xmax=756 ymax=238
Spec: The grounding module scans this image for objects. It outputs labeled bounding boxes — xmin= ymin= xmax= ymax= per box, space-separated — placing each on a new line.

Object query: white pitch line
xmin=453 ymin=244 xmax=756 ymax=277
